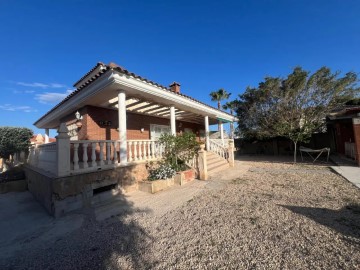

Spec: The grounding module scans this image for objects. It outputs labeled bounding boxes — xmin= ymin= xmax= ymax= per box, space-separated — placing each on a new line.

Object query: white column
xmin=45 ymin=128 xmax=49 ymax=143
xmin=118 ymin=90 xmax=127 ymax=164
xmin=56 ymin=123 xmax=70 ymax=177
xmin=220 ymin=121 xmax=224 ymax=145
xmin=170 ymin=106 xmax=176 ymax=136
xmin=205 ymin=116 xmax=210 ymax=151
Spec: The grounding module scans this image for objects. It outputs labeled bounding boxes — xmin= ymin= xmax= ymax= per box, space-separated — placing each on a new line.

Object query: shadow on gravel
xmin=2 ymin=167 xmax=155 ymax=270
xmin=280 ymin=204 xmax=360 ymax=242
xmin=236 ymin=154 xmax=331 ymax=167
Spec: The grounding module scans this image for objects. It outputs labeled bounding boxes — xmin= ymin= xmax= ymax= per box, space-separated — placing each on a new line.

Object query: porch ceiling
xmin=105 ymin=97 xmax=217 ymax=125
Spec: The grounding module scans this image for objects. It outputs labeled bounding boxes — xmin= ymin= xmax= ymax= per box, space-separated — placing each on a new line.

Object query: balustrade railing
xmin=70 ymin=140 xmax=120 ymax=173
xmin=209 ymin=139 xmax=229 ymax=160
xmin=127 ymin=140 xmax=164 ymax=162
xmin=210 ymin=138 xmax=234 ymax=147
xmin=28 ymin=142 xmax=57 ymax=174
xmin=68 ymin=139 xmax=164 ymax=174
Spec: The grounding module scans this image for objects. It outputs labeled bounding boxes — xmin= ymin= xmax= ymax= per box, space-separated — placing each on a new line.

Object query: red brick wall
xmin=353 ymin=118 xmax=360 ymax=165
xmin=62 ymin=105 xmax=205 ymax=141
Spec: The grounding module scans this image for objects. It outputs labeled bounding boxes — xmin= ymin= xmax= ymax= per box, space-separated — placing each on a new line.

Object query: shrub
xmin=0 ymin=127 xmax=33 ymax=160
xmin=148 ymin=163 xmax=176 ymax=181
xmin=158 ymin=132 xmax=199 ymax=172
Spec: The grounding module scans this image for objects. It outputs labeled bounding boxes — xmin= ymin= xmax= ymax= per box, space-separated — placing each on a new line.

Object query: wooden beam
xmin=126 ymin=100 xmax=146 ymax=109
xmin=154 ymin=108 xmax=172 ymax=116
xmin=141 ymin=105 xmax=165 ymax=114
xmin=129 ymin=102 xmax=156 ymax=112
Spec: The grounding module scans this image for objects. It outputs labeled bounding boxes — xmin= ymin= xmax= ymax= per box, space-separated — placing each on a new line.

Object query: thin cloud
xmin=16 ymin=82 xmax=67 ymax=89
xmin=13 ymin=90 xmax=35 ymax=94
xmin=35 ymin=89 xmax=74 ymax=104
xmin=0 ymin=104 xmax=37 ymax=113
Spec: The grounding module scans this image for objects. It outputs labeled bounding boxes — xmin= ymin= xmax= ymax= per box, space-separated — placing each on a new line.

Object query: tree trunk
xmin=293 ymin=141 xmax=297 ymax=164
xmin=217 ymin=101 xmax=221 ymax=131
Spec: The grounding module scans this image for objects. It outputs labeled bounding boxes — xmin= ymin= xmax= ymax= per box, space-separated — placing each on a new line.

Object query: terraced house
xmin=26 ymin=62 xmax=237 ymax=217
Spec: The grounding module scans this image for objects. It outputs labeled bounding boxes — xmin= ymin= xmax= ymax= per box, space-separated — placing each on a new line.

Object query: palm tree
xmin=209 ymin=88 xmax=231 ymax=110
xmin=210 ymin=89 xmax=231 ymax=132
xmin=222 ymin=100 xmax=239 ymax=115
xmin=222 ymin=100 xmax=239 ymax=138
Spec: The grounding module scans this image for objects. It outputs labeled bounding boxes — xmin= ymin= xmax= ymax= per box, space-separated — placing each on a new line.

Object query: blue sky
xmin=0 ymin=0 xmax=359 ymax=136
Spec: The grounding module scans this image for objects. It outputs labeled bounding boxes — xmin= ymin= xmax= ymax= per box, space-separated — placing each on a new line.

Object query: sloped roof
xmin=34 ymin=62 xmax=235 ymax=126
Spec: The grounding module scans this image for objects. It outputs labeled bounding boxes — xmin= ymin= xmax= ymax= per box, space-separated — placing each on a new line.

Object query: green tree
xmin=0 ymin=127 xmax=33 ymax=160
xmin=158 ymin=132 xmax=200 ymax=171
xmin=222 ymin=100 xmax=239 ymax=115
xmin=236 ymin=66 xmax=359 ymax=162
xmin=210 ymin=88 xmax=231 ymax=131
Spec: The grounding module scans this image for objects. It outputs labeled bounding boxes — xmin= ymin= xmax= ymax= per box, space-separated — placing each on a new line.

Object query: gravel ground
xmin=2 ymin=156 xmax=360 ymax=269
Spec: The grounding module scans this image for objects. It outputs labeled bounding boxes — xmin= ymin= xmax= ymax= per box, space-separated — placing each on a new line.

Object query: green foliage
xmin=222 ymin=100 xmax=239 ymax=115
xmin=210 ymin=88 xmax=231 ymax=109
xmin=346 ymin=98 xmax=360 ymax=105
xmin=0 ymin=127 xmax=33 ymax=159
xmin=234 ymin=66 xmax=359 ymax=162
xmin=158 ymin=132 xmax=200 ymax=172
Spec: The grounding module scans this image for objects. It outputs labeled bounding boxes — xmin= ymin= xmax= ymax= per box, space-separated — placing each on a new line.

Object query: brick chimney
xmin=169 ymin=82 xmax=181 ymax=94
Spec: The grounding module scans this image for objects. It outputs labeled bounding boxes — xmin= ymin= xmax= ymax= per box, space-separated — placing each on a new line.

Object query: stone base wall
xmin=0 ymin=179 xmax=27 ymax=194
xmin=25 ymin=163 xmax=148 ymax=217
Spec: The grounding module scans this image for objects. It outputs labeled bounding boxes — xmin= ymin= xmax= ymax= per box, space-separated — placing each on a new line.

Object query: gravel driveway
xmin=2 ymin=156 xmax=360 ymax=269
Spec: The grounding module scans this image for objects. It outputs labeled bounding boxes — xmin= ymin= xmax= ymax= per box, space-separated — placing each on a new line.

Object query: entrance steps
xmin=207 ymin=151 xmax=229 ymax=175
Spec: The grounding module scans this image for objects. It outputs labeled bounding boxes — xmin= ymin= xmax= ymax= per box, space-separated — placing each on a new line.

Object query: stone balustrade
xmin=27 ymin=124 xmax=165 ymax=177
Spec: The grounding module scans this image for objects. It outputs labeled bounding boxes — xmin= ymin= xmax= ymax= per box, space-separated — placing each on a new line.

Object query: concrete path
xmin=331 ymin=166 xmax=360 ymax=188
xmin=330 ymin=155 xmax=360 ymax=188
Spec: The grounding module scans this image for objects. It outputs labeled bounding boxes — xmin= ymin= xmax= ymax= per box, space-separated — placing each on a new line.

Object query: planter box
xmin=174 ymin=169 xmax=195 ymax=186
xmin=138 ymin=177 xmax=174 ymax=194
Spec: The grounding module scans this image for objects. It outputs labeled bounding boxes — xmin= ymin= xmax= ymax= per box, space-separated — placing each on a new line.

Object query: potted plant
xmin=138 ymin=162 xmax=176 ymax=194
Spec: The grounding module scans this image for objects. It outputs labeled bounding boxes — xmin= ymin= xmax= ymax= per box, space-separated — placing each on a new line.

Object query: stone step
xmin=207 ymin=157 xmax=227 ymax=165
xmin=208 ymin=162 xmax=230 ymax=174
xmin=207 ymin=154 xmax=222 ymax=162
xmin=207 ymin=158 xmax=229 ymax=171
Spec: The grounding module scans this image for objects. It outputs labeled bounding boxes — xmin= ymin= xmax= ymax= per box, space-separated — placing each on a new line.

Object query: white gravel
xmin=2 ymin=156 xmax=360 ymax=269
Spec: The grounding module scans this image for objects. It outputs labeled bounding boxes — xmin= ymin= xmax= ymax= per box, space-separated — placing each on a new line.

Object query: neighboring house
xmin=327 ymin=104 xmax=360 ymax=166
xmin=30 ymin=134 xmax=56 ymax=145
xmin=26 ymin=62 xmax=237 ymax=217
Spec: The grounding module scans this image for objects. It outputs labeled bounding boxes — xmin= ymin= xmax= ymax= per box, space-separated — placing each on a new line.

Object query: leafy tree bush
xmin=158 ymin=132 xmax=200 ymax=172
xmin=0 ymin=127 xmax=33 ymax=160
xmin=235 ymin=67 xmax=359 ymax=162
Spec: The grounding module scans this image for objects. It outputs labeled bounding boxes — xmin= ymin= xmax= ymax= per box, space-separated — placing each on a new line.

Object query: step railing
xmin=209 ymin=139 xmax=229 ymax=160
